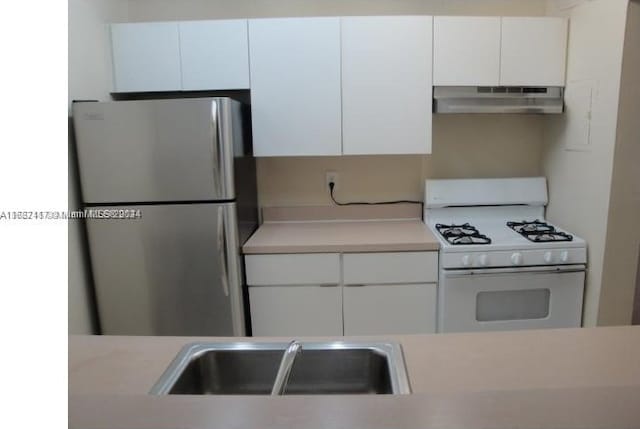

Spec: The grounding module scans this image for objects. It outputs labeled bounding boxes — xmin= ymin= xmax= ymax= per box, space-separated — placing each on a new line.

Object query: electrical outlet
xmin=326 ymin=171 xmax=339 ymax=190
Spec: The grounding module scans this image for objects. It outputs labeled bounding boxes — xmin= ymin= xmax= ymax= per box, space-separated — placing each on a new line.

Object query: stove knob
xmin=544 ymin=251 xmax=553 ymax=264
xmin=461 ymin=255 xmax=471 ymax=267
xmin=511 ymin=252 xmax=523 ymax=265
xmin=478 ymin=254 xmax=489 ymax=267
xmin=560 ymin=251 xmax=569 ymax=263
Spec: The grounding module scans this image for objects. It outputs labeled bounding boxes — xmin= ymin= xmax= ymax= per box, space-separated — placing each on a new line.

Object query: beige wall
xmin=68 ymin=0 xmax=129 ymax=334
xmin=259 ymin=116 xmax=543 ymax=206
xmin=543 ymin=0 xmax=629 ymax=326
xmin=126 ymin=0 xmax=546 ymax=21
xmin=598 ymin=0 xmax=640 ymax=325
xmin=69 ymin=1 xmax=128 ymax=106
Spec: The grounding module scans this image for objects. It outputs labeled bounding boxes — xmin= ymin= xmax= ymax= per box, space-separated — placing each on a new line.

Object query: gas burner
xmin=450 ymin=234 xmax=492 ymax=245
xmin=524 ymin=231 xmax=574 ymax=243
xmin=436 ymin=223 xmax=478 ymax=236
xmin=507 ymin=220 xmax=555 ymax=234
xmin=435 ymin=223 xmax=492 ymax=245
xmin=507 ymin=220 xmax=574 ymax=243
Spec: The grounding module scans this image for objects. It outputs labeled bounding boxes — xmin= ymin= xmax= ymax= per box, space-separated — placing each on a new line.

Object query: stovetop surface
xmin=424 ymin=205 xmax=586 ymax=252
xmin=428 ymin=218 xmax=586 ymax=252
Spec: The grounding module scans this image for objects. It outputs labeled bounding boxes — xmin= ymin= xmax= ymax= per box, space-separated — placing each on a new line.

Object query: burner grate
xmin=435 ymin=223 xmax=492 ymax=245
xmin=507 ymin=220 xmax=574 ymax=242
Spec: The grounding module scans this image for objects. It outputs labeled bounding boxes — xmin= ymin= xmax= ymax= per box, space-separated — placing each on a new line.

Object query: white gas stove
xmin=424 ymin=178 xmax=586 ymax=333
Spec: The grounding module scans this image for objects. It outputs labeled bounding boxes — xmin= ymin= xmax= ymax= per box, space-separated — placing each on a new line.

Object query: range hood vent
xmin=433 ymin=86 xmax=564 ymax=114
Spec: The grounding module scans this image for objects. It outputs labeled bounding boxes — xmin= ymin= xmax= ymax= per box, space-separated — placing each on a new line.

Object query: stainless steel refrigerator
xmin=72 ymin=97 xmax=258 ymax=336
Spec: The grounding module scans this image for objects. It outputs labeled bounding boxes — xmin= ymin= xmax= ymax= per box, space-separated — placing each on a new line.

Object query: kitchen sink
xmin=150 ymin=341 xmax=411 ymax=395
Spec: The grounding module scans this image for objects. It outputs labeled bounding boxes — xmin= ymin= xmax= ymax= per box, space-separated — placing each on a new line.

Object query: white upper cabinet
xmin=500 ymin=17 xmax=568 ymax=86
xmin=341 ymin=16 xmax=432 ymax=155
xmin=434 ymin=16 xmax=569 ymax=87
xmin=179 ymin=20 xmax=250 ymax=90
xmin=433 ymin=17 xmax=501 ymax=86
xmin=110 ymin=23 xmax=182 ymax=92
xmin=111 ymin=20 xmax=250 ymax=92
xmin=248 ymin=18 xmax=342 ymax=156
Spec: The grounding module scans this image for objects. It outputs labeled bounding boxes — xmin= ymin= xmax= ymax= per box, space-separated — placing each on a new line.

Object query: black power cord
xmin=328 ymin=182 xmax=422 ymax=206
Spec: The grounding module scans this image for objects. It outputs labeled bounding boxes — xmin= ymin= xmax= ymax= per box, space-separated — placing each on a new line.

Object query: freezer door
xmin=86 ymin=203 xmax=245 ymax=336
xmin=73 ymin=98 xmax=247 ymax=203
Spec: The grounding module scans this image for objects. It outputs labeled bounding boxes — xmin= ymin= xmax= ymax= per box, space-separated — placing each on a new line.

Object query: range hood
xmin=433 ymin=86 xmax=564 ymax=114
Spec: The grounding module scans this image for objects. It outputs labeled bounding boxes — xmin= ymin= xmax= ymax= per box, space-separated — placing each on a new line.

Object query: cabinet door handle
xmin=318 ymin=283 xmax=338 ymax=287
xmin=344 ymin=284 xmax=366 ymax=287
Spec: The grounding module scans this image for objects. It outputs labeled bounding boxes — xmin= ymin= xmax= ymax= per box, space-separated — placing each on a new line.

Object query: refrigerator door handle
xmin=217 ymin=209 xmax=230 ymax=297
xmin=221 ymin=203 xmax=246 ymax=336
xmin=210 ymin=99 xmax=235 ymax=200
xmin=211 ymin=101 xmax=221 ymax=197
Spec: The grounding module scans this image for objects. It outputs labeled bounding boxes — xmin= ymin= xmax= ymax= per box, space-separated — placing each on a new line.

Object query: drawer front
xmin=343 ymin=252 xmax=438 ymax=284
xmin=245 ymin=253 xmax=340 ymax=285
xmin=343 ymin=283 xmax=437 ymax=335
xmin=249 ymin=285 xmax=342 ymax=336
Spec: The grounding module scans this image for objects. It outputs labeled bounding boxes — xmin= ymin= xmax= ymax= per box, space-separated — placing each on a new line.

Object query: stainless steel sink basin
xmin=150 ymin=341 xmax=411 ymax=395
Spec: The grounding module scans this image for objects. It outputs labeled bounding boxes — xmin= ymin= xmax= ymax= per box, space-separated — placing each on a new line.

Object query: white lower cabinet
xmin=246 ymin=253 xmax=342 ymax=336
xmin=245 ymin=251 xmax=438 ymax=336
xmin=343 ymin=283 xmax=437 ymax=335
xmin=249 ymin=285 xmax=342 ymax=336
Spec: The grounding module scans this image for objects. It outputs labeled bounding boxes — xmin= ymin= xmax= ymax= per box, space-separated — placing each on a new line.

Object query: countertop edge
xmin=242 ymin=242 xmax=440 ymax=254
xmin=69 ymin=386 xmax=640 ymax=429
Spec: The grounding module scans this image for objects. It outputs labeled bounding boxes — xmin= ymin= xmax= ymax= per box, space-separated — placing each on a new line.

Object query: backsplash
xmin=257 ymin=115 xmax=544 ymax=207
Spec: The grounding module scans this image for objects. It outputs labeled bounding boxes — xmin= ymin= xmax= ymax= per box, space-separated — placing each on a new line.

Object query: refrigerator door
xmin=86 ymin=202 xmax=245 ymax=336
xmin=73 ymin=98 xmax=247 ymax=203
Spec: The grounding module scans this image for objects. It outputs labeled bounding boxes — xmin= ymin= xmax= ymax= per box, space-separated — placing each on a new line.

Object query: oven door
xmin=438 ymin=265 xmax=585 ymax=333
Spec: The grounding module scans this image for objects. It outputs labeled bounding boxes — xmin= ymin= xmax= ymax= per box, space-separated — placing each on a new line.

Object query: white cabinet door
xmin=341 ymin=16 xmax=432 ymax=155
xmin=179 ymin=20 xmax=250 ymax=90
xmin=343 ymin=283 xmax=437 ymax=335
xmin=110 ymin=23 xmax=182 ymax=92
xmin=500 ymin=17 xmax=568 ymax=86
xmin=343 ymin=252 xmax=438 ymax=285
xmin=433 ymin=17 xmax=501 ymax=86
xmin=249 ymin=285 xmax=342 ymax=336
xmin=248 ymin=18 xmax=342 ymax=156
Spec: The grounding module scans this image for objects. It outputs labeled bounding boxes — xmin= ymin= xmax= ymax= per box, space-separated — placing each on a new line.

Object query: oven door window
xmin=476 ymin=288 xmax=550 ymax=322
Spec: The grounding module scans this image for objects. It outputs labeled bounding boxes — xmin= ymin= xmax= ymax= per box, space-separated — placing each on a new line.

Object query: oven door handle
xmin=444 ymin=264 xmax=586 ymax=277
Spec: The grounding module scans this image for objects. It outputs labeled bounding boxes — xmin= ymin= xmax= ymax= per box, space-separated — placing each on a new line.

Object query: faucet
xmin=271 ymin=340 xmax=302 ymax=395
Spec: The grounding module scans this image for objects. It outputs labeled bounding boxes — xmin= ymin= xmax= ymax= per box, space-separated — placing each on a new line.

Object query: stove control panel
xmin=443 ymin=247 xmax=587 ymax=269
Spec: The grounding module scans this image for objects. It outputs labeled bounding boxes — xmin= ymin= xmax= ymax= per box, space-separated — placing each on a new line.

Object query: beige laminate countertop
xmin=69 ymin=326 xmax=640 ymax=429
xmin=242 ymin=219 xmax=439 ymax=253
xmin=242 ymin=204 xmax=439 ymax=254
